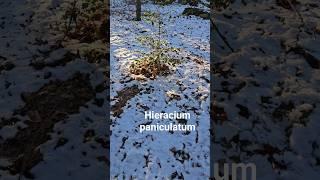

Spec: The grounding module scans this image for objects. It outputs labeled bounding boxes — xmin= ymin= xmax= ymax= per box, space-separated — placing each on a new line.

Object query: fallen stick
xmin=210 ymin=18 xmax=235 ymax=53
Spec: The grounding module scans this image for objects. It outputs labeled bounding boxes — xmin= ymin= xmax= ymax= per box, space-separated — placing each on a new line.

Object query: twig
xmin=210 ymin=18 xmax=234 ymax=52
xmin=285 ymin=0 xmax=304 ymax=24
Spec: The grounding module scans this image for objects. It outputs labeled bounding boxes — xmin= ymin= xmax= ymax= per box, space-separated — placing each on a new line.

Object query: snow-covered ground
xmin=213 ymin=0 xmax=320 ymax=179
xmin=0 ymin=0 xmax=108 ymax=179
xmin=110 ymin=2 xmax=210 ymax=179
xmin=1 ymin=0 xmax=319 ymax=179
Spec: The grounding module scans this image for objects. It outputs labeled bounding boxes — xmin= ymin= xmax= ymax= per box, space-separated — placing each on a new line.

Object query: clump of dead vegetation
xmin=57 ymin=0 xmax=108 ymax=67
xmin=62 ymin=0 xmax=108 ymax=43
xmin=130 ymin=54 xmax=171 ymax=79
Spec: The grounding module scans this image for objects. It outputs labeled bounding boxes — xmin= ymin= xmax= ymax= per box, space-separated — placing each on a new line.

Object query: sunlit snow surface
xmin=110 ymin=2 xmax=210 ymax=179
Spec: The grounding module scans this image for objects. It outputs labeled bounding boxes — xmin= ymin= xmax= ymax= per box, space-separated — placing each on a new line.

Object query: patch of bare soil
xmin=111 ymin=85 xmax=140 ymax=117
xmin=0 ymin=72 xmax=94 ymax=178
xmin=211 ymin=104 xmax=228 ymax=125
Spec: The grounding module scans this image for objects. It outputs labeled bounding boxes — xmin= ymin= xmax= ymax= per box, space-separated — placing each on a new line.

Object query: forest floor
xmin=110 ymin=1 xmax=210 ymax=179
xmin=0 ymin=0 xmax=108 ymax=179
xmin=213 ymin=0 xmax=320 ymax=179
xmin=0 ymin=0 xmax=319 ymax=180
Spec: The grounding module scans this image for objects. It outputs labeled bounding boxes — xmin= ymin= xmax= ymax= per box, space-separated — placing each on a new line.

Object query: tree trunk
xmin=136 ymin=0 xmax=141 ymax=21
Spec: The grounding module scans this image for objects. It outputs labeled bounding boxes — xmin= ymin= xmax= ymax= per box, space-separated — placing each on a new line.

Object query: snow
xmin=0 ymin=0 xmax=319 ymax=179
xmin=110 ymin=1 xmax=210 ymax=179
xmin=213 ymin=0 xmax=320 ymax=179
xmin=0 ymin=0 xmax=108 ymax=179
